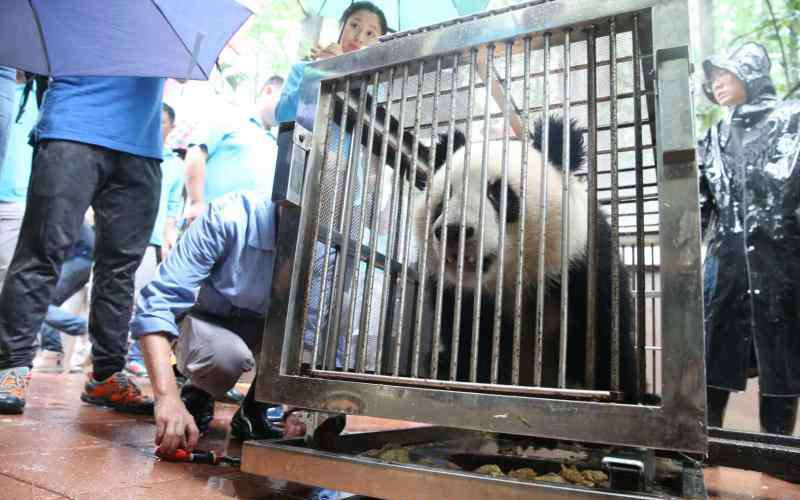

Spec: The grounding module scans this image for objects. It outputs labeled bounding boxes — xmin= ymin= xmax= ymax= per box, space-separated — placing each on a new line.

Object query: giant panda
xmin=413 ymin=116 xmax=638 ymax=400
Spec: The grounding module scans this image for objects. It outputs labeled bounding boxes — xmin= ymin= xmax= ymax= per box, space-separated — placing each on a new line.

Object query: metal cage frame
xmin=257 ymin=0 xmax=705 ymax=454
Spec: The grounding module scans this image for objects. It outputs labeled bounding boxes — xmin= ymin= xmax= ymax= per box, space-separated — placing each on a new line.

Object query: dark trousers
xmin=708 ymin=387 xmax=799 ymax=435
xmin=0 ymin=140 xmax=161 ymax=375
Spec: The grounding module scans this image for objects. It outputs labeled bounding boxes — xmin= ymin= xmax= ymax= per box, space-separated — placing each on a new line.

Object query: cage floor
xmin=242 ymin=426 xmax=703 ymax=499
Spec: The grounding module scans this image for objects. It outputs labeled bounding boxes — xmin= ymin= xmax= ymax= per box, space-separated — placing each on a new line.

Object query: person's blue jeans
xmin=40 ymin=306 xmax=89 ymax=352
xmin=127 ymin=338 xmax=144 ymax=363
xmin=0 ymin=67 xmax=16 ymax=175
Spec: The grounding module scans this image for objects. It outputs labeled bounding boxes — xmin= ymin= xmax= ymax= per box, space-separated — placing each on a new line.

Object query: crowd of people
xmin=0 ymin=0 xmax=797 ymax=460
xmin=0 ymin=1 xmax=388 ymax=455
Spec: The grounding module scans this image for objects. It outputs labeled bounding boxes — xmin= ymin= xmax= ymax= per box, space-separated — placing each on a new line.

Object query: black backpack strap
xmin=34 ymin=75 xmax=48 ymax=106
xmin=14 ymin=75 xmax=34 ymax=124
xmin=14 ymin=74 xmax=49 ymax=124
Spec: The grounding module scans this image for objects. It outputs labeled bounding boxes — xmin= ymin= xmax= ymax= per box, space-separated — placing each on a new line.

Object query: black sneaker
xmin=230 ymin=402 xmax=283 ymax=441
xmin=180 ymin=384 xmax=215 ymax=435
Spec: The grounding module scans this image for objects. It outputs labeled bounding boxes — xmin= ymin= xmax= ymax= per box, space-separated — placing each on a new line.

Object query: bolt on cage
xmin=258 ymin=0 xmax=705 ymax=453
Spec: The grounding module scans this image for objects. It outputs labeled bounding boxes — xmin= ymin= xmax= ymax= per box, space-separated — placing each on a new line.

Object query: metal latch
xmin=271 ymin=123 xmax=311 ymax=207
xmin=601 ymin=449 xmax=655 ymax=492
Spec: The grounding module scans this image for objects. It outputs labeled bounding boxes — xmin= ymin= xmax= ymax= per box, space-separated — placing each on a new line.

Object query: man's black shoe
xmin=180 ymin=384 xmax=214 ymax=435
xmin=219 ymin=387 xmax=245 ymax=405
xmin=230 ymin=402 xmax=283 ymax=441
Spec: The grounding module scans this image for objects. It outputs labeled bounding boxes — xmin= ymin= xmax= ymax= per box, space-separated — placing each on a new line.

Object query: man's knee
xmin=177 ymin=322 xmax=255 ymax=398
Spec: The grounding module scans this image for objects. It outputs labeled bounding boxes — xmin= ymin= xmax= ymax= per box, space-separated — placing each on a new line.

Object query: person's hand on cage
xmin=310 ymin=43 xmax=343 ymax=61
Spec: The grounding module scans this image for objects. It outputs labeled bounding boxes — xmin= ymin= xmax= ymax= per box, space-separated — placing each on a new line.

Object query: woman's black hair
xmin=339 ymin=1 xmax=389 ymax=36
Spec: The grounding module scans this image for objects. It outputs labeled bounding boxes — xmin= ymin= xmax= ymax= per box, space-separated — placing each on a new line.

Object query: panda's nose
xmin=434 ymin=224 xmax=475 ymax=244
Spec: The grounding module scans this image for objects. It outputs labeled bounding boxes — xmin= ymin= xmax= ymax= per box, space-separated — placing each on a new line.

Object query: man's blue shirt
xmin=130 ymin=191 xmax=277 ymax=339
xmin=150 ymin=147 xmax=185 ymax=246
xmin=191 ymin=115 xmax=277 ymax=203
xmin=34 ymin=77 xmax=164 ymax=159
xmin=0 ymin=84 xmax=38 ymax=203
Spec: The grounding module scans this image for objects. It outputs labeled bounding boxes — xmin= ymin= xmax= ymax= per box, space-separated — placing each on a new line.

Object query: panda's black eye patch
xmin=487 ymin=180 xmax=520 ymax=224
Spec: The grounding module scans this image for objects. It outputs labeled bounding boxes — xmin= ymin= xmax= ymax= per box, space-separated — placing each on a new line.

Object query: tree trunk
xmin=691 ymin=0 xmax=716 ymax=62
xmin=298 ymin=14 xmax=324 ymax=60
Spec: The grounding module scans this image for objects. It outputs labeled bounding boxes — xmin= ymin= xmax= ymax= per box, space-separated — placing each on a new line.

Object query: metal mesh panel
xmin=297 ymin=13 xmax=662 ymax=401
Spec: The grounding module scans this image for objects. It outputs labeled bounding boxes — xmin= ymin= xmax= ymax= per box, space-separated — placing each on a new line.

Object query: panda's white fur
xmin=415 ymin=139 xmax=589 ymax=295
xmin=409 ymin=117 xmax=636 ymax=396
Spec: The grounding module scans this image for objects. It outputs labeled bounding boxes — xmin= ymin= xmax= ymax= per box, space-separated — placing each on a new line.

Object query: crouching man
xmin=130 ymin=191 xmax=283 ymax=454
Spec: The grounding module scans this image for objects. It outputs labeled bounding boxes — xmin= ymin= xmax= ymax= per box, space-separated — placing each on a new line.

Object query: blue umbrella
xmin=0 ymin=0 xmax=252 ymax=80
xmin=303 ymin=0 xmax=489 ymax=32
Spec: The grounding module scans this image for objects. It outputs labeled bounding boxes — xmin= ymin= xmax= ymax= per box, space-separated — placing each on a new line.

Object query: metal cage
xmin=256 ymin=0 xmax=704 ymax=455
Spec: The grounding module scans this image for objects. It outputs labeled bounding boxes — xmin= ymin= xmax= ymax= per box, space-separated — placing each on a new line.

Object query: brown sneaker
xmin=0 ymin=367 xmax=31 ymax=414
xmin=80 ymin=371 xmax=154 ymax=415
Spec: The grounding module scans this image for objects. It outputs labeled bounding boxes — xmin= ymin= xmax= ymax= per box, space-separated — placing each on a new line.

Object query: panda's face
xmin=414 ymin=139 xmax=588 ymax=294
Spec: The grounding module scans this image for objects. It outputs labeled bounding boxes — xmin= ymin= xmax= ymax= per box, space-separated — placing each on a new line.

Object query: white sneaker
xmin=32 ymin=350 xmax=63 ymax=373
xmin=69 ymin=338 xmax=92 ymax=373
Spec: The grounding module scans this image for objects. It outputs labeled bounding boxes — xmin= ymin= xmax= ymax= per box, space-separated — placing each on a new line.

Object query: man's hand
xmin=154 ymin=394 xmax=199 ymax=455
xmin=139 ymin=333 xmax=199 ymax=455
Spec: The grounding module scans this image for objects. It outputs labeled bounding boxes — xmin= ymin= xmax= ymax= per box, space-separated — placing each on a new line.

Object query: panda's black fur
xmin=423 ymin=117 xmax=638 ymax=400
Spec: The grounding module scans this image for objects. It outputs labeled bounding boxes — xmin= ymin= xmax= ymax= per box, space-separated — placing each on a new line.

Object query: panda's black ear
xmin=531 ymin=115 xmax=586 ymax=172
xmin=432 ymin=129 xmax=467 ymax=171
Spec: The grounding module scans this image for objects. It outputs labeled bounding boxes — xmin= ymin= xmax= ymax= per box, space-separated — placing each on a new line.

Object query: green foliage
xmin=215 ymin=0 xmax=305 ymax=102
xmin=248 ymin=0 xmax=305 ymax=78
xmin=696 ymin=0 xmax=799 ymax=132
xmin=712 ymin=0 xmax=799 ymax=95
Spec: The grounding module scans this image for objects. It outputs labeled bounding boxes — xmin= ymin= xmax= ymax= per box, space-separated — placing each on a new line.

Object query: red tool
xmin=155 ymin=448 xmax=241 ymax=467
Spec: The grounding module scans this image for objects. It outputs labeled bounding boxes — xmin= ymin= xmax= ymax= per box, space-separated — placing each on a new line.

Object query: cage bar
xmin=359 ymin=67 xmax=396 ymax=372
xmin=329 ymin=78 xmax=369 ymax=371
xmin=632 ymin=14 xmax=647 ymax=397
xmin=350 ymin=72 xmax=381 ymax=373
xmin=608 ymin=18 xmax=622 ymax=392
xmin=389 ymin=63 xmax=415 ymax=376
xmin=299 ymin=80 xmax=337 ymax=373
xmin=450 ymin=51 xmax=477 ymax=381
xmin=428 ymin=56 xmax=445 ymax=379
xmin=411 ymin=60 xmax=439 ymax=378
xmin=471 ymin=44 xmax=495 ymax=383
xmin=511 ymin=37 xmax=532 ymax=386
xmin=584 ymin=25 xmax=599 ymax=388
xmin=315 ymin=77 xmax=351 ymax=370
xmin=533 ymin=33 xmax=551 ymax=387
xmin=375 ymin=64 xmax=410 ymax=374
xmin=557 ymin=29 xmax=573 ymax=389
xmin=394 ymin=61 xmax=428 ymax=376
xmin=490 ymin=41 xmax=514 ymax=385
